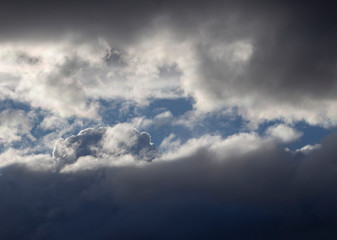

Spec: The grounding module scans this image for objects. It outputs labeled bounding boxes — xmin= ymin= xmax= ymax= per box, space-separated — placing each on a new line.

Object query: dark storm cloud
xmin=1 ymin=132 xmax=337 ymax=239
xmin=239 ymin=1 xmax=337 ymax=100
xmin=0 ymin=0 xmax=164 ymax=43
xmin=183 ymin=0 xmax=337 ymax=104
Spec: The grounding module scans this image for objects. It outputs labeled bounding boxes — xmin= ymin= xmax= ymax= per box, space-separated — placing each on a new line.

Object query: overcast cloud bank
xmin=0 ymin=126 xmax=337 ymax=239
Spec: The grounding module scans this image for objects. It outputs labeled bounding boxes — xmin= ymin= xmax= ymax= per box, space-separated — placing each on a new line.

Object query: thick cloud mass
xmin=1 ymin=0 xmax=337 ymax=124
xmin=188 ymin=0 xmax=337 ymax=125
xmin=1 ymin=131 xmax=337 ymax=239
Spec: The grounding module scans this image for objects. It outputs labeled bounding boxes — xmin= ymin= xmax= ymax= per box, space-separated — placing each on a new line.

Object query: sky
xmin=1 ymin=0 xmax=337 ymax=239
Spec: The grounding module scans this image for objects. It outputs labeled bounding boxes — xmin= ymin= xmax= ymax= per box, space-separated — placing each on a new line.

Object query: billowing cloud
xmin=0 ymin=109 xmax=36 ymax=145
xmin=53 ymin=124 xmax=158 ymax=172
xmin=265 ymin=124 xmax=302 ymax=143
xmin=0 ymin=148 xmax=53 ymax=171
xmin=0 ymin=38 xmax=185 ymax=117
xmin=1 ymin=1 xmax=337 ymax=125
xmin=1 ymin=128 xmax=337 ymax=238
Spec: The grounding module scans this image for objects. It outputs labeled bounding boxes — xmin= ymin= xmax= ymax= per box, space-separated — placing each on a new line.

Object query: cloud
xmin=53 ymin=123 xmax=159 ymax=172
xmin=265 ymin=124 xmax=303 ymax=143
xmin=0 ymin=148 xmax=53 ymax=171
xmin=39 ymin=114 xmax=69 ymax=131
xmin=1 ymin=0 xmax=336 ymax=126
xmin=295 ymin=144 xmax=321 ymax=155
xmin=160 ymin=132 xmax=266 ymax=161
xmin=1 ymin=1 xmax=337 ymax=238
xmin=0 ymin=109 xmax=36 ymax=145
xmin=181 ymin=1 xmax=337 ymax=126
xmin=1 ymin=128 xmax=337 ymax=238
xmin=0 ymin=37 xmax=185 ymax=117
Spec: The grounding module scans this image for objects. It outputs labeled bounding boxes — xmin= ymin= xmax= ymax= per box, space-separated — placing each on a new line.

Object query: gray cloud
xmin=0 ymin=0 xmax=164 ymax=44
xmin=178 ymin=0 xmax=337 ymax=125
xmin=1 ymin=131 xmax=337 ymax=239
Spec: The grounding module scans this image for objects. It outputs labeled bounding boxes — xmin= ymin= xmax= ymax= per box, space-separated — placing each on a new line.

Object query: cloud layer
xmin=1 ymin=1 xmax=337 ymax=126
xmin=1 ymin=127 xmax=337 ymax=239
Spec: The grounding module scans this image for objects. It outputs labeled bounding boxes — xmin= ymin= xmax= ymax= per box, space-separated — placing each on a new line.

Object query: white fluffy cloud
xmin=0 ymin=123 xmax=305 ymax=173
xmin=0 ymin=109 xmax=35 ymax=145
xmin=1 ymin=28 xmax=336 ymax=128
xmin=53 ymin=123 xmax=158 ymax=172
xmin=265 ymin=124 xmax=302 ymax=143
xmin=295 ymin=144 xmax=321 ymax=155
xmin=0 ymin=148 xmax=53 ymax=171
xmin=160 ymin=132 xmax=268 ymax=161
xmin=0 ymin=34 xmax=187 ymax=118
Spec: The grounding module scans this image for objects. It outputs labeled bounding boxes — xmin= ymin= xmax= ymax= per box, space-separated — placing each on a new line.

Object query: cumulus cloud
xmin=53 ymin=124 xmax=158 ymax=172
xmin=0 ymin=109 xmax=35 ymax=145
xmin=0 ymin=37 xmax=185 ymax=117
xmin=265 ymin=124 xmax=303 ymax=143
